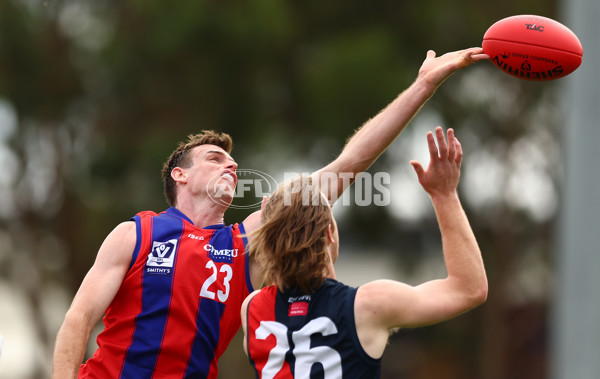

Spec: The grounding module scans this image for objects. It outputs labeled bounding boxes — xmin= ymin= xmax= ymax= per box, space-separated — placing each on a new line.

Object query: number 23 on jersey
xmin=200 ymin=261 xmax=233 ymax=302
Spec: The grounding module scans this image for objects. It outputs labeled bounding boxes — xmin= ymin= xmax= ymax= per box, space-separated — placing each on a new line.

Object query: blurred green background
xmin=0 ymin=0 xmax=590 ymax=378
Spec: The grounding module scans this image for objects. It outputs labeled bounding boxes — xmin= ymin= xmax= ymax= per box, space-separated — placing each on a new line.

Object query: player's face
xmin=187 ymin=144 xmax=238 ymax=205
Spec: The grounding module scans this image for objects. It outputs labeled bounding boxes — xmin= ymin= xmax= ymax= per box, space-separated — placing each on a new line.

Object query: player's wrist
xmin=429 ymin=190 xmax=460 ymax=205
xmin=411 ymin=74 xmax=440 ymax=97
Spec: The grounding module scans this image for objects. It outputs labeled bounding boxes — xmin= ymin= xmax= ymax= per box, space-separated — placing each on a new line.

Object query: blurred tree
xmin=0 ymin=0 xmax=560 ymax=377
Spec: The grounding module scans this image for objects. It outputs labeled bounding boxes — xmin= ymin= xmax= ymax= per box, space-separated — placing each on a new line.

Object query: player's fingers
xmin=447 ymin=128 xmax=456 ymax=160
xmin=471 ymin=53 xmax=491 ymax=62
xmin=435 ymin=127 xmax=448 ymax=159
xmin=467 ymin=47 xmax=485 ymax=55
xmin=461 ymin=47 xmax=489 ymax=63
xmin=410 ymin=160 xmax=425 ymax=178
xmin=454 ymin=138 xmax=463 ymax=165
xmin=426 ymin=131 xmax=438 ymax=159
xmin=426 ymin=50 xmax=437 ymax=59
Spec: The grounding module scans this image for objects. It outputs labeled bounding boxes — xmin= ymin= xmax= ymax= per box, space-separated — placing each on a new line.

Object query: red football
xmin=482 ymin=15 xmax=583 ymax=81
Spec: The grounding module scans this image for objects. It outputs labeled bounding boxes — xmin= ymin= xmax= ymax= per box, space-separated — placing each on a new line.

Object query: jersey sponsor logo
xmin=146 ymin=239 xmax=178 ymax=275
xmin=204 ymin=244 xmax=238 ymax=264
xmin=288 ymin=302 xmax=309 ymax=317
xmin=187 ymin=233 xmax=205 ymax=241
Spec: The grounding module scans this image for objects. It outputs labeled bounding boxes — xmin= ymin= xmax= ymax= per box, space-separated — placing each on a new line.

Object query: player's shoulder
xmin=133 ymin=210 xmax=159 ymax=219
xmin=240 ymin=210 xmax=262 ymax=235
xmin=94 ymin=221 xmax=137 ymax=268
xmin=244 ymin=286 xmax=277 ymax=309
xmin=241 ymin=289 xmax=264 ymax=320
xmin=316 ymin=279 xmax=357 ymax=299
xmin=243 ymin=289 xmax=262 ymax=306
xmin=110 ymin=220 xmax=137 ymax=238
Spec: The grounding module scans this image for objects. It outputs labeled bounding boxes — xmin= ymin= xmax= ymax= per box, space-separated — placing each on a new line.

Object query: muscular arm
xmin=240 ymin=290 xmax=261 ymax=357
xmin=244 ymin=49 xmax=488 ymax=287
xmin=52 ymin=221 xmax=136 ymax=379
xmin=355 ymin=128 xmax=487 ymax=359
xmin=313 ymin=48 xmax=489 ymax=203
xmin=242 ymin=208 xmax=264 ymax=289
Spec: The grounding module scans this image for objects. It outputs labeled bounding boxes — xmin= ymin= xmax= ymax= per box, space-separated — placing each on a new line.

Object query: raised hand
xmin=410 ymin=127 xmax=463 ymax=197
xmin=417 ymin=47 xmax=490 ymax=88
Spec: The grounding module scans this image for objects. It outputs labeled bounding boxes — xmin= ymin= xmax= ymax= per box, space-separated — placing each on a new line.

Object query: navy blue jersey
xmin=246 ymin=279 xmax=381 ymax=378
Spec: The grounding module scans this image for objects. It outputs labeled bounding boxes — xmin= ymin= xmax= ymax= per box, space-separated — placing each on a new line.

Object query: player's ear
xmin=171 ymin=167 xmax=188 ymax=183
xmin=326 ymin=224 xmax=336 ymax=244
xmin=260 ymin=196 xmax=269 ymax=211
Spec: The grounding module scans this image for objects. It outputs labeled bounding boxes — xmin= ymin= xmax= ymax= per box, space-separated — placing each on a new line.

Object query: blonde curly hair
xmin=248 ymin=176 xmax=334 ymax=293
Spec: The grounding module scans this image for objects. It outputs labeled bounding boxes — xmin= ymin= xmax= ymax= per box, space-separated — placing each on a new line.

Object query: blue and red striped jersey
xmin=245 ymin=279 xmax=381 ymax=378
xmin=79 ymin=207 xmax=253 ymax=379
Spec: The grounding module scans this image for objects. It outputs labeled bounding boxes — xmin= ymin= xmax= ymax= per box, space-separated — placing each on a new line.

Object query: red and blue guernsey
xmin=78 ymin=207 xmax=253 ymax=379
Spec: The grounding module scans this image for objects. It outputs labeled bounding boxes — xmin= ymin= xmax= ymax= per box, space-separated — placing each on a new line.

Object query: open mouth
xmin=221 ymin=172 xmax=237 ymax=185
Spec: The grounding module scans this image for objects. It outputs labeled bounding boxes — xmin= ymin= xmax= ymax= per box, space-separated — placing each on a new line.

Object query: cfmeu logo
xmin=146 ymin=239 xmax=178 ymax=275
xmin=207 ymin=169 xmax=278 ymax=210
xmin=205 ymin=244 xmax=238 ymax=264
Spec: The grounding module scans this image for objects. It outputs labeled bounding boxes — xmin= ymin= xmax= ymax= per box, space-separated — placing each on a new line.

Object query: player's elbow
xmin=475 ymin=282 xmax=488 ymax=305
xmin=466 ymin=277 xmax=488 ymax=307
xmin=61 ymin=306 xmax=97 ymax=337
xmin=453 ymin=275 xmax=488 ymax=310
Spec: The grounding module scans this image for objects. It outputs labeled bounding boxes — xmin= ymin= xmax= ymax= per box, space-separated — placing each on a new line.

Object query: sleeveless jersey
xmin=246 ymin=279 xmax=381 ymax=378
xmin=78 ymin=207 xmax=253 ymax=379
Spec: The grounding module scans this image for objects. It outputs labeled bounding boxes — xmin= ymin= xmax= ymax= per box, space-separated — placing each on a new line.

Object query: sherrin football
xmin=482 ymin=15 xmax=583 ymax=81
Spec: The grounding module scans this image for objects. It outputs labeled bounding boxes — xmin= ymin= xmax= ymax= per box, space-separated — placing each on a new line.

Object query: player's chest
xmin=139 ymin=228 xmax=243 ymax=302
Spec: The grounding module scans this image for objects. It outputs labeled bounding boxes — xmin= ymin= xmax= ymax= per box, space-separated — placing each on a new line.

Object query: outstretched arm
xmin=243 ymin=49 xmax=488 ymax=288
xmin=354 ymin=127 xmax=487 ymax=359
xmin=313 ymin=48 xmax=489 ymax=203
xmin=52 ymin=222 xmax=135 ymax=379
xmin=405 ymin=127 xmax=488 ymax=320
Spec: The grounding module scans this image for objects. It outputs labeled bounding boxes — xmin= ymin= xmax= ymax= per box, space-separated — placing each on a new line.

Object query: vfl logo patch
xmin=146 ymin=239 xmax=178 ymax=275
xmin=204 ymin=244 xmax=238 ymax=264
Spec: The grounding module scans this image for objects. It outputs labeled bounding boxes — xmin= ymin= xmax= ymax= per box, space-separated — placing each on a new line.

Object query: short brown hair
xmin=161 ymin=131 xmax=233 ymax=206
xmin=248 ymin=176 xmax=334 ymax=293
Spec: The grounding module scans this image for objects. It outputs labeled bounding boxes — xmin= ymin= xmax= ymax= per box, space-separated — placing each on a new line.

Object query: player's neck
xmin=175 ymin=195 xmax=228 ymax=228
xmin=325 ymin=263 xmax=337 ymax=280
